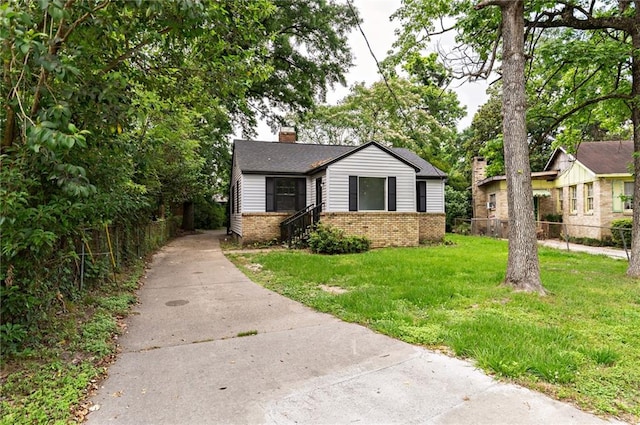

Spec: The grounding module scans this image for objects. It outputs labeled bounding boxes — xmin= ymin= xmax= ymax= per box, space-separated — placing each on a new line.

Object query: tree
xmin=475 ymin=0 xmax=543 ymax=293
xmin=391 ymin=0 xmax=544 ymax=292
xmin=392 ymin=0 xmax=640 ymax=280
xmin=521 ymin=1 xmax=640 ymax=277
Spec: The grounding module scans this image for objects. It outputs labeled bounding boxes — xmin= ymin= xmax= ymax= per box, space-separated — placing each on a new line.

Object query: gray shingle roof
xmin=575 ymin=140 xmax=632 ymax=174
xmin=233 ymin=140 xmax=446 ymax=178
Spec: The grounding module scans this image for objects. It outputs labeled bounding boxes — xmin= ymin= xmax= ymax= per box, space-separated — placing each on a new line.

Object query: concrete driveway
xmin=87 ymin=231 xmax=624 ymax=425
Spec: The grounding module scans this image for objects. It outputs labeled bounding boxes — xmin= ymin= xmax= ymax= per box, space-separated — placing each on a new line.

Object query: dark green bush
xmin=543 ymin=214 xmax=563 ymax=223
xmin=194 ymin=197 xmax=227 ymax=229
xmin=308 ymin=224 xmax=370 ymax=254
xmin=611 ymin=218 xmax=632 ymax=248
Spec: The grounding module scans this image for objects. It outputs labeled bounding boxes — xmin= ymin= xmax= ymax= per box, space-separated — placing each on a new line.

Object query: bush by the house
xmin=611 ymin=218 xmax=632 ymax=248
xmin=308 ymin=224 xmax=370 ymax=254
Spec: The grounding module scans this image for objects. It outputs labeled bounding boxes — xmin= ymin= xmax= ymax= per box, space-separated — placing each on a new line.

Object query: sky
xmin=255 ymin=0 xmax=491 ymax=140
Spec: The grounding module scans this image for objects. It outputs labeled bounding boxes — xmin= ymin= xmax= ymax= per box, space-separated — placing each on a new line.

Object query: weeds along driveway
xmin=87 ymin=230 xmax=623 ymax=425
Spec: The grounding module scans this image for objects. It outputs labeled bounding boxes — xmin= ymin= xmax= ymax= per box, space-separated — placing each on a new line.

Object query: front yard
xmin=227 ymin=234 xmax=639 ymax=422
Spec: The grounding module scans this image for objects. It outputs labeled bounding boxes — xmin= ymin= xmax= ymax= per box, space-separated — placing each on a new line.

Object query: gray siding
xmin=425 ymin=179 xmax=445 ymax=213
xmin=229 ymin=160 xmax=243 ymax=236
xmin=326 ymin=145 xmax=416 ymax=212
xmin=242 ymin=174 xmax=266 ymax=212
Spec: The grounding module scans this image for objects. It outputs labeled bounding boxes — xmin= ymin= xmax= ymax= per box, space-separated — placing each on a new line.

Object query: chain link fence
xmin=75 ymin=218 xmax=181 ymax=289
xmin=454 ymin=218 xmax=631 ymax=260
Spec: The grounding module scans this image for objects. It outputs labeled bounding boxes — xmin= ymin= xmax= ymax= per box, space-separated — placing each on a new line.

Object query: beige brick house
xmin=229 ymin=131 xmax=447 ymax=248
xmin=471 ymin=140 xmax=633 ymax=240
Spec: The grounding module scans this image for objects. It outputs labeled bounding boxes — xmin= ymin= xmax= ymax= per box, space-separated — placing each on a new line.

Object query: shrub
xmin=611 ymin=218 xmax=632 ymax=248
xmin=308 ymin=224 xmax=370 ymax=254
xmin=452 ymin=222 xmax=471 ymax=235
xmin=543 ymin=214 xmax=563 ymax=223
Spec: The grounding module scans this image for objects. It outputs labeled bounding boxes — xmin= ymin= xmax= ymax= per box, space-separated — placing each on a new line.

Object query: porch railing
xmin=280 ymin=203 xmax=323 ymax=247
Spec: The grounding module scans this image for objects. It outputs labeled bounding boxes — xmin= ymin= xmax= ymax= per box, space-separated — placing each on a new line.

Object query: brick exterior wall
xmin=239 ymin=213 xmax=289 ymax=244
xmin=418 ymin=213 xmax=446 ymax=243
xmin=237 ymin=212 xmax=446 ymax=248
xmin=321 ymin=212 xmax=445 ymax=248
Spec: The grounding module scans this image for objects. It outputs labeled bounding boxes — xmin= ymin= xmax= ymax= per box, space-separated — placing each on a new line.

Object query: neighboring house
xmin=471 ymin=140 xmax=633 ymax=240
xmin=229 ymin=131 xmax=447 ymax=248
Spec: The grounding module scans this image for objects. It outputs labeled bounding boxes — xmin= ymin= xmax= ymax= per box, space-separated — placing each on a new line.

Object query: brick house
xmin=229 ymin=130 xmax=447 ymax=247
xmin=471 ymin=140 xmax=633 ymax=240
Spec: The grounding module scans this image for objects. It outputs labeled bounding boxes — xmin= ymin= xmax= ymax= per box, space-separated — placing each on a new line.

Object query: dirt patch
xmin=319 ymin=284 xmax=348 ymax=295
xmin=246 ymin=263 xmax=263 ymax=273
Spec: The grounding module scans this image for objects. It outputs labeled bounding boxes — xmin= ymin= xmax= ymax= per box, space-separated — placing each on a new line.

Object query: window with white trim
xmin=569 ymin=185 xmax=577 ymax=214
xmin=584 ymin=183 xmax=594 ymax=213
xmin=624 ymin=181 xmax=633 ymax=211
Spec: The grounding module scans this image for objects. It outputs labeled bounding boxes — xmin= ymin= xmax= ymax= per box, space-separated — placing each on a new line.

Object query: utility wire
xmin=345 ymin=0 xmax=446 ymax=178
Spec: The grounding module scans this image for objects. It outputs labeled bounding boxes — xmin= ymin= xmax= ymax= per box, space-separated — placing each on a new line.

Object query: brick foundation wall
xmin=239 ymin=213 xmax=289 ymax=244
xmin=321 ymin=212 xmax=445 ymax=248
xmin=418 ymin=213 xmax=446 ymax=242
xmin=237 ymin=212 xmax=446 ymax=248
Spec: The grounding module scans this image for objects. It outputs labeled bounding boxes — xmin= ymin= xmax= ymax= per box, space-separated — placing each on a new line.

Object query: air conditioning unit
xmin=487 ymin=202 xmax=495 ymax=210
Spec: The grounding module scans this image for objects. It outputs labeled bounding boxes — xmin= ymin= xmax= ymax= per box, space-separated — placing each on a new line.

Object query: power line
xmin=345 ymin=0 xmax=446 ymax=178
xmin=345 ymin=0 xmax=408 ymax=123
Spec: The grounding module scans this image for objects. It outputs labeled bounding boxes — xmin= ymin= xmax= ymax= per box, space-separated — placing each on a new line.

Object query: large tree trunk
xmin=627 ymin=18 xmax=640 ymax=277
xmin=499 ymin=0 xmax=545 ymax=293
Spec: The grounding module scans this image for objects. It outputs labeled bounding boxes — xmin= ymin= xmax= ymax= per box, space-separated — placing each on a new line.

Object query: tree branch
xmin=537 ymin=93 xmax=632 ymax=143
xmin=101 ymin=27 xmax=172 ymax=74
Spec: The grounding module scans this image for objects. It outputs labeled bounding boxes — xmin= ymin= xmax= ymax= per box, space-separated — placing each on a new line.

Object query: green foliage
xmin=194 ymin=197 xmax=227 ymax=230
xmin=1 ymin=261 xmax=144 ymax=423
xmin=230 ymin=235 xmax=640 ymax=421
xmin=1 ymin=0 xmax=359 ymax=350
xmin=611 ymin=218 xmax=633 ymax=248
xmin=543 ymin=214 xmax=563 ymax=223
xmin=308 ymin=224 xmax=370 ymax=254
xmin=0 ymin=322 xmax=28 ymax=356
xmin=293 ymin=64 xmax=465 ymax=173
xmin=444 ymin=185 xmax=471 ymax=231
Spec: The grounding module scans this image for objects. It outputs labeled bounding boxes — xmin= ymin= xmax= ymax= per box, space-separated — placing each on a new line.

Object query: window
xmin=569 ymin=185 xmax=577 ymax=213
xmin=417 ymin=181 xmax=426 ymax=212
xmin=624 ymin=181 xmax=633 ymax=210
xmin=266 ymin=177 xmax=306 ymax=212
xmin=557 ymin=189 xmax=563 ymax=212
xmin=584 ymin=183 xmax=594 ymax=213
xmin=488 ymin=193 xmax=496 ymax=210
xmin=231 ymin=185 xmax=235 ymax=214
xmin=359 ymin=177 xmax=385 ymax=210
xmin=349 ymin=176 xmax=396 ymax=211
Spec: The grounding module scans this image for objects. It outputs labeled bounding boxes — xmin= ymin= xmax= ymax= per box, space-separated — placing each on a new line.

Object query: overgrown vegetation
xmin=0 ymin=263 xmax=144 ymax=425
xmin=307 ymin=224 xmax=370 ymax=254
xmin=228 ymin=235 xmax=639 ymax=422
xmin=611 ymin=218 xmax=633 ymax=248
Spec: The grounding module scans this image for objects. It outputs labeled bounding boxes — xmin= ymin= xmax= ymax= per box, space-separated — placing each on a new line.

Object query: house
xmin=471 ymin=140 xmax=634 ymax=240
xmin=229 ymin=130 xmax=447 ymax=248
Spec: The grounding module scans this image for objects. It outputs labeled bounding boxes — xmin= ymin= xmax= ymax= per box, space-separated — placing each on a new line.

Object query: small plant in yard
xmin=307 ymin=223 xmax=370 ymax=254
xmin=227 ymin=235 xmax=640 ymax=422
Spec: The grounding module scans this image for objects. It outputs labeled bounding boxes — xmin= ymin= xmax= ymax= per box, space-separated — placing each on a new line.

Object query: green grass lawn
xmin=227 ymin=234 xmax=640 ymax=422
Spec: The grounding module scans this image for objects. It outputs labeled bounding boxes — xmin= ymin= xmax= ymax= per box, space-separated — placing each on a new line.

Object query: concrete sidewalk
xmin=87 ymin=231 xmax=624 ymax=425
xmin=538 ymin=239 xmax=628 ymax=260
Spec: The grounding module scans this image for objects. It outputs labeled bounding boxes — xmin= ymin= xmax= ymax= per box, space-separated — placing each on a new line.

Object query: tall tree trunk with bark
xmin=479 ymin=0 xmax=545 ymax=293
xmin=627 ymin=11 xmax=640 ymax=276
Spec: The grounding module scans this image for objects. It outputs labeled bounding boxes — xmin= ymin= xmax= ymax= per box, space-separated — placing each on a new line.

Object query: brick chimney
xmin=278 ymin=126 xmax=296 ymax=143
xmin=471 ymin=157 xmax=488 ymax=219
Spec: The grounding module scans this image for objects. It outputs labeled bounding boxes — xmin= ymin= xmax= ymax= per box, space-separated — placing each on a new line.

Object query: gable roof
xmin=233 ymin=140 xmax=446 ymax=178
xmin=575 ymin=140 xmax=632 ymax=174
xmin=545 ymin=140 xmax=633 ymax=175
